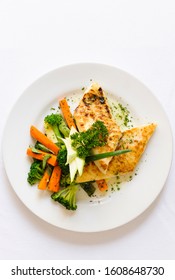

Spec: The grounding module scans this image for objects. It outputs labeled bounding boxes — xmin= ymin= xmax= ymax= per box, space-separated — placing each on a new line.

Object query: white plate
xmin=2 ymin=63 xmax=173 ymax=232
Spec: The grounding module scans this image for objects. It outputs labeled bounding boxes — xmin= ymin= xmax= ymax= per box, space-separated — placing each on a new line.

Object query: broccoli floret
xmin=27 ymin=160 xmax=45 ymax=185
xmin=44 ymin=113 xmax=70 ymax=139
xmin=60 ymin=173 xmax=71 ymax=188
xmin=70 ymin=120 xmax=108 ymax=158
xmin=51 ymin=184 xmax=78 ymax=210
xmin=57 ymin=144 xmax=72 ymax=187
xmin=57 ymin=144 xmax=69 ymax=175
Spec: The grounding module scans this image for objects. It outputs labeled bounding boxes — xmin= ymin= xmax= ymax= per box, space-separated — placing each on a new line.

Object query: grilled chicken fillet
xmin=74 ymin=83 xmax=122 ymax=174
xmin=75 ymin=123 xmax=157 ymax=183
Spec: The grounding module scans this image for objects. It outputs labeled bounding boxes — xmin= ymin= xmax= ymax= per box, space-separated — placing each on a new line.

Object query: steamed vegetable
xmin=44 ymin=113 xmax=70 ymax=139
xmin=57 ymin=144 xmax=69 ymax=175
xmin=27 ymin=160 xmax=45 ymax=185
xmin=38 ymin=166 xmax=52 ymax=190
xmin=96 ymin=179 xmax=108 ymax=192
xmin=59 ymin=98 xmax=76 ymax=129
xmin=60 ymin=173 xmax=71 ymax=188
xmin=47 ymin=165 xmax=62 ymax=192
xmin=35 ymin=142 xmax=54 ymax=153
xmin=80 ymin=181 xmax=96 ymax=197
xmin=30 ymin=125 xmax=59 ymax=154
xmin=26 ymin=148 xmax=57 ymax=166
xmin=51 ymin=184 xmax=78 ymax=210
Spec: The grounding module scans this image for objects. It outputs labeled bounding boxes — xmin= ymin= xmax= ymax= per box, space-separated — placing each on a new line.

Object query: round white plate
xmin=2 ymin=63 xmax=173 ymax=232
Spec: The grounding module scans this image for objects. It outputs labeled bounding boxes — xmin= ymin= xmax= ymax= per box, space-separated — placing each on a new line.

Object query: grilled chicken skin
xmin=74 ymin=83 xmax=122 ymax=174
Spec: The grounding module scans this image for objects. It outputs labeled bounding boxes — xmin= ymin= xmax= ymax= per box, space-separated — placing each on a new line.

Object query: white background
xmin=0 ymin=0 xmax=175 ymax=260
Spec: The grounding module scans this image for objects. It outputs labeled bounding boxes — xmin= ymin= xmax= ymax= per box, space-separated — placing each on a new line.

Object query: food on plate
xmin=74 ymin=83 xmax=122 ymax=174
xmin=76 ymin=123 xmax=156 ymax=183
xmin=59 ymin=98 xmax=77 ymax=129
xmin=26 ymin=83 xmax=157 ymax=211
xmin=30 ymin=125 xmax=59 ymax=154
xmin=26 ymin=147 xmax=57 ymax=166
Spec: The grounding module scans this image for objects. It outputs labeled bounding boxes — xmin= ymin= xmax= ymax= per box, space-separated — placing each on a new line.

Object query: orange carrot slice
xmin=59 ymin=98 xmax=76 ymax=129
xmin=26 ymin=148 xmax=57 ymax=166
xmin=47 ymin=165 xmax=61 ymax=192
xmin=96 ymin=179 xmax=108 ymax=192
xmin=38 ymin=167 xmax=52 ymax=190
xmin=30 ymin=125 xmax=59 ymax=154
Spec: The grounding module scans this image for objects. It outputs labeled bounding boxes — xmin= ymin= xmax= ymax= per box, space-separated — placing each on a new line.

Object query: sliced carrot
xmin=59 ymin=98 xmax=76 ymax=129
xmin=96 ymin=179 xmax=108 ymax=192
xmin=30 ymin=125 xmax=59 ymax=154
xmin=26 ymin=148 xmax=57 ymax=166
xmin=47 ymin=165 xmax=61 ymax=192
xmin=38 ymin=167 xmax=52 ymax=190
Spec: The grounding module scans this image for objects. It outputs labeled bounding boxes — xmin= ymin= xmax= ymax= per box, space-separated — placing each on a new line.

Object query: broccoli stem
xmin=59 ymin=120 xmax=70 ymax=138
xmin=86 ymin=149 xmax=131 ymax=163
xmin=52 ymin=124 xmax=62 ymax=139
